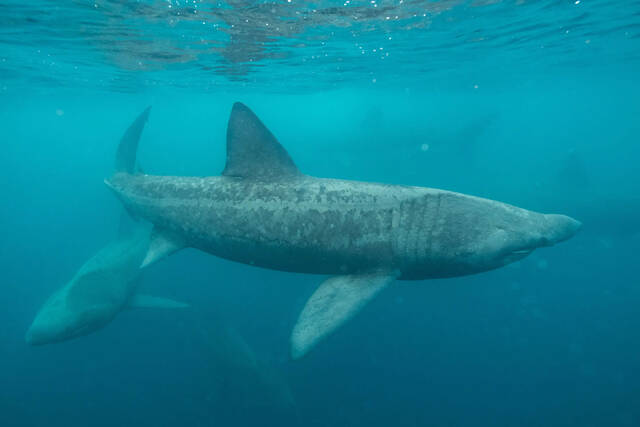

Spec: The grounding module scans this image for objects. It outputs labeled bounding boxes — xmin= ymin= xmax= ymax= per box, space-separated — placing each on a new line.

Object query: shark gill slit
xmin=399 ymin=202 xmax=407 ymax=263
xmin=390 ymin=205 xmax=401 ymax=265
xmin=417 ymin=197 xmax=429 ymax=261
xmin=428 ymin=193 xmax=442 ymax=258
xmin=404 ymin=199 xmax=418 ymax=265
xmin=409 ymin=200 xmax=421 ymax=265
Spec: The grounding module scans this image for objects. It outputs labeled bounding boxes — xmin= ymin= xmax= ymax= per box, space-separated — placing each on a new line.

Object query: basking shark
xmin=26 ymin=224 xmax=188 ymax=345
xmin=106 ymin=103 xmax=581 ymax=358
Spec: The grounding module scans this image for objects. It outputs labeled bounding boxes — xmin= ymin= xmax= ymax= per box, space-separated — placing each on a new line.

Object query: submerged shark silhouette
xmin=26 ymin=224 xmax=187 ymax=345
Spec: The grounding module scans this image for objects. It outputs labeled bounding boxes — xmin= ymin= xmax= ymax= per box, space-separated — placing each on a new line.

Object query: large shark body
xmin=26 ymin=226 xmax=187 ymax=345
xmin=107 ymin=103 xmax=581 ymax=358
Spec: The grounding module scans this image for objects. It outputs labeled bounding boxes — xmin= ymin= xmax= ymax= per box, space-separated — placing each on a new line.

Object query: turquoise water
xmin=1 ymin=1 xmax=640 ymax=426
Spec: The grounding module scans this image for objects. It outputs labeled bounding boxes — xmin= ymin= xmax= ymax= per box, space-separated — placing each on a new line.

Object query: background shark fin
xmin=115 ymin=106 xmax=151 ymax=173
xmin=222 ymin=102 xmax=301 ymax=180
xmin=290 ymin=271 xmax=397 ymax=360
xmin=140 ymin=228 xmax=184 ymax=268
xmin=129 ymin=294 xmax=189 ymax=309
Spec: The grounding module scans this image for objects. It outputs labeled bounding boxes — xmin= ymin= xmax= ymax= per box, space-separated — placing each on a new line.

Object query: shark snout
xmin=543 ymin=214 xmax=582 ymax=245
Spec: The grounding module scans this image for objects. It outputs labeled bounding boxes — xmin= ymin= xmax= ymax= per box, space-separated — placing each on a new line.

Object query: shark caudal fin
xmin=115 ymin=107 xmax=151 ymax=173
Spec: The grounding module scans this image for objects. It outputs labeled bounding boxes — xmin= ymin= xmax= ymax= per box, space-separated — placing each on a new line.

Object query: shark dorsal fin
xmin=222 ymin=102 xmax=301 ymax=180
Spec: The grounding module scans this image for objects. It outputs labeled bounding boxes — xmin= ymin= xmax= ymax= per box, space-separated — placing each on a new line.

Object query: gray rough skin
xmin=104 ymin=102 xmax=581 ymax=359
xmin=107 ymin=172 xmax=579 ymax=280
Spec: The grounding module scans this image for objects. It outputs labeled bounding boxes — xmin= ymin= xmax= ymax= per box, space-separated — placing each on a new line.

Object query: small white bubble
xmin=420 ymin=143 xmax=429 ymax=152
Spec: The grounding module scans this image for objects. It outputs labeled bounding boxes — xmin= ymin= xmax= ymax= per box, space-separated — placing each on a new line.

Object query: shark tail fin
xmin=115 ymin=107 xmax=151 ymax=173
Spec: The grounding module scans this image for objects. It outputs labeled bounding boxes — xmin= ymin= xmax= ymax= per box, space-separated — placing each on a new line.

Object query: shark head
xmin=25 ymin=265 xmax=130 ymax=346
xmin=487 ymin=213 xmax=581 ymax=267
xmin=464 ymin=206 xmax=581 ymax=272
xmin=25 ymin=288 xmax=101 ymax=345
xmin=430 ymin=196 xmax=582 ymax=276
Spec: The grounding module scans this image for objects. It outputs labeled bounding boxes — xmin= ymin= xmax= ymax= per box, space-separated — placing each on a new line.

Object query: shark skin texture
xmin=105 ymin=103 xmax=581 ymax=358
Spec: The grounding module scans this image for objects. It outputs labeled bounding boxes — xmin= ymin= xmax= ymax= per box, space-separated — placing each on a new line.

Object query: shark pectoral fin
xmin=140 ymin=228 xmax=185 ymax=268
xmin=290 ymin=271 xmax=397 ymax=360
xmin=129 ymin=294 xmax=189 ymax=309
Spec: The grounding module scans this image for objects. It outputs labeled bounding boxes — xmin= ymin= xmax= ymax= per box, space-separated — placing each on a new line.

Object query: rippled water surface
xmin=1 ymin=0 xmax=638 ymax=91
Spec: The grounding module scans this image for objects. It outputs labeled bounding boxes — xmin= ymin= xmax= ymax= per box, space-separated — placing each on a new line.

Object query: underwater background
xmin=1 ymin=0 xmax=639 ymax=426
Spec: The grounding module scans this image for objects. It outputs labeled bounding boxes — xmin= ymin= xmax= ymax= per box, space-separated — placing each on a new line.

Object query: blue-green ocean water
xmin=1 ymin=1 xmax=639 ymax=426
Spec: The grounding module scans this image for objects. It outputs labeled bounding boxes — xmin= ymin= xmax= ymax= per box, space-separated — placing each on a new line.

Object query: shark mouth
xmin=510 ymin=249 xmax=533 ymax=255
xmin=503 ymin=247 xmax=535 ymax=264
